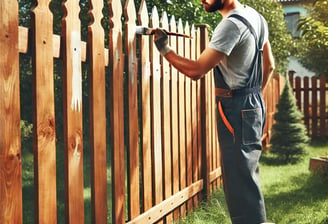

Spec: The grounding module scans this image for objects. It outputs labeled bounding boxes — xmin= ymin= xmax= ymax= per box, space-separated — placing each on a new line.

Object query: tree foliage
xmin=139 ymin=0 xmax=292 ymax=73
xmin=296 ymin=0 xmax=328 ymax=76
xmin=270 ymin=80 xmax=309 ymax=163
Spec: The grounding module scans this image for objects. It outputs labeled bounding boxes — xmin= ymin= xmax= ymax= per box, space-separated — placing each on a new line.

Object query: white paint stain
xmin=71 ymin=31 xmax=82 ymax=112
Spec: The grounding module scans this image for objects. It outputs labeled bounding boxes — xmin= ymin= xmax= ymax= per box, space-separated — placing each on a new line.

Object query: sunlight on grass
xmin=179 ymin=140 xmax=328 ymax=224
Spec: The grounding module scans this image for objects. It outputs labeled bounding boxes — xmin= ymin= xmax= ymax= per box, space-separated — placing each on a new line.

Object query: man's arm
xmin=154 ymin=29 xmax=225 ymax=80
xmin=261 ymin=40 xmax=275 ymax=92
xmin=164 ymin=48 xmax=225 ymax=80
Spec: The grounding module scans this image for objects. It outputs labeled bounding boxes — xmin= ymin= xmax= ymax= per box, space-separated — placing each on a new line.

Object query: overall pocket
xmin=241 ymin=108 xmax=262 ymax=145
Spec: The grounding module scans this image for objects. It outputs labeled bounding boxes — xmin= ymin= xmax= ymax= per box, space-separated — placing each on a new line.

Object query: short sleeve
xmin=209 ymin=19 xmax=241 ymax=56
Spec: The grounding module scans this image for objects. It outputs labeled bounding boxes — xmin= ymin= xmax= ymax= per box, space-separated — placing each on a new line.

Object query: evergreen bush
xmin=270 ymin=79 xmax=309 ymax=163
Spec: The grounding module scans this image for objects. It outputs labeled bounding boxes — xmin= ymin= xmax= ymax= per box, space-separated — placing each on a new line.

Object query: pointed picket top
xmin=88 ymin=0 xmax=103 ymax=30
xmin=62 ymin=0 xmax=81 ymax=27
xmin=138 ymin=0 xmax=149 ymax=27
xmin=32 ymin=0 xmax=51 ymax=13
xmin=191 ymin=24 xmax=196 ymax=39
xmin=161 ymin=11 xmax=169 ymax=30
xmin=124 ymin=0 xmax=136 ymax=28
xmin=185 ymin=21 xmax=190 ymax=38
xmin=161 ymin=11 xmax=169 ymax=79
xmin=169 ymin=15 xmax=177 ymax=47
xmin=178 ymin=18 xmax=184 ymax=38
xmin=124 ymin=0 xmax=137 ymax=77
xmin=109 ymin=0 xmax=122 ymax=32
xmin=191 ymin=24 xmax=196 ymax=60
xmin=185 ymin=21 xmax=190 ymax=58
xmin=151 ymin=6 xmax=159 ymax=28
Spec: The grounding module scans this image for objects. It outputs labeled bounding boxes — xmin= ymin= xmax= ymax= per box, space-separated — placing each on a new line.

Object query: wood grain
xmin=0 ymin=1 xmax=22 ymax=223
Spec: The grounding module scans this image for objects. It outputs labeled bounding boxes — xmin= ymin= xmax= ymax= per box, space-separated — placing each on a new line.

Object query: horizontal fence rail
xmin=0 ymin=0 xmax=284 ymax=223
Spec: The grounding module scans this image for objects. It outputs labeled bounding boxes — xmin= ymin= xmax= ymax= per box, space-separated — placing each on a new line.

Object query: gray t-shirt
xmin=209 ymin=6 xmax=269 ymax=89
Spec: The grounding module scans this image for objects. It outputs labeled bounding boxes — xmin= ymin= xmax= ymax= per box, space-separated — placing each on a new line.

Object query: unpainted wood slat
xmin=169 ymin=15 xmax=180 ymax=220
xmin=88 ymin=0 xmax=108 ymax=222
xmin=150 ymin=8 xmax=163 ymax=222
xmin=304 ymin=77 xmax=310 ymax=135
xmin=138 ymin=0 xmax=152 ymax=213
xmin=196 ymin=26 xmax=203 ymax=202
xmin=311 ymin=77 xmax=318 ymax=137
xmin=319 ymin=76 xmax=326 ymax=137
xmin=31 ymin=1 xmax=57 ymax=223
xmin=109 ymin=0 xmax=125 ymax=223
xmin=160 ymin=10 xmax=173 ymax=224
xmin=184 ymin=22 xmax=193 ymax=212
xmin=125 ymin=0 xmax=140 ymax=220
xmin=0 ymin=1 xmax=22 ymax=223
xmin=62 ymin=0 xmax=85 ymax=222
xmin=295 ymin=77 xmax=301 ymax=110
xmin=177 ymin=18 xmax=187 ymax=218
xmin=191 ymin=25 xmax=199 ymax=206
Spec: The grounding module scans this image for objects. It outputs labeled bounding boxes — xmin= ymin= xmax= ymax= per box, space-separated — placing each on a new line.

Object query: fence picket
xmin=191 ymin=25 xmax=199 ymax=206
xmin=160 ymin=11 xmax=174 ymax=224
xmin=138 ymin=0 xmax=153 ymax=213
xmin=177 ymin=18 xmax=187 ymax=217
xmin=31 ymin=0 xmax=57 ymax=223
xmin=319 ymin=76 xmax=326 ymax=137
xmin=169 ymin=15 xmax=181 ymax=220
xmin=150 ymin=7 xmax=163 ymax=222
xmin=109 ymin=0 xmax=125 ymax=223
xmin=184 ymin=22 xmax=194 ymax=213
xmin=87 ymin=0 xmax=107 ymax=222
xmin=295 ymin=77 xmax=301 ymax=110
xmin=125 ymin=0 xmax=140 ymax=220
xmin=61 ymin=0 xmax=85 ymax=222
xmin=0 ymin=1 xmax=22 ymax=223
xmin=311 ymin=77 xmax=318 ymax=137
xmin=304 ymin=77 xmax=310 ymax=135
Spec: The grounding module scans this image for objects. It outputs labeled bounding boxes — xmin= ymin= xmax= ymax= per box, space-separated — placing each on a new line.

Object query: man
xmin=153 ymin=0 xmax=275 ymax=223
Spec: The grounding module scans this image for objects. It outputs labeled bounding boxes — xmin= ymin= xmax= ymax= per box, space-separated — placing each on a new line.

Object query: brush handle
xmin=149 ymin=29 xmax=191 ymax=38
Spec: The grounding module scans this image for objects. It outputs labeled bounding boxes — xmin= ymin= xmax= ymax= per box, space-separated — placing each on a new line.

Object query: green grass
xmin=178 ymin=140 xmax=328 ymax=224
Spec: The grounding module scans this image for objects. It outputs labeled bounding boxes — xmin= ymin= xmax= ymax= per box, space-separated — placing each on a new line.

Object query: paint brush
xmin=135 ymin=26 xmax=192 ymax=38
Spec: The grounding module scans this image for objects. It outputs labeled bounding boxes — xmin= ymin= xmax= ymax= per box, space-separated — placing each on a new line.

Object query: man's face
xmin=201 ymin=0 xmax=225 ymax=12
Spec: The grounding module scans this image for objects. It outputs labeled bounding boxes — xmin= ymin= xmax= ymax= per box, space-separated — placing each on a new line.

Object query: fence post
xmin=0 ymin=1 xmax=22 ymax=223
xmin=196 ymin=24 xmax=210 ymax=201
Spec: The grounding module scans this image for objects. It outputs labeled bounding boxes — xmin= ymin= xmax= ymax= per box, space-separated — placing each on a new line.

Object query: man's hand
xmin=154 ymin=28 xmax=172 ymax=56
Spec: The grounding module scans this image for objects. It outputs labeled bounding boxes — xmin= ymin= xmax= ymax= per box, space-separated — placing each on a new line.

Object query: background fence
xmin=289 ymin=73 xmax=327 ymax=139
xmin=1 ymin=0 xmax=283 ymax=223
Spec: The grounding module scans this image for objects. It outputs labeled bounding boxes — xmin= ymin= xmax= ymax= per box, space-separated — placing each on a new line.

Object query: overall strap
xmin=228 ymin=14 xmax=264 ymax=51
xmin=228 ymin=13 xmax=265 ymax=87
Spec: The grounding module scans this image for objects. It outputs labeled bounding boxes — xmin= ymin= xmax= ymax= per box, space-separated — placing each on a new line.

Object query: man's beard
xmin=204 ymin=0 xmax=225 ymax=12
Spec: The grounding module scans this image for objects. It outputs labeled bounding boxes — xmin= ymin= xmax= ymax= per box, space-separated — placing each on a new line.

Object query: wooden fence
xmin=0 ymin=0 xmax=282 ymax=223
xmin=289 ymin=73 xmax=328 ymax=139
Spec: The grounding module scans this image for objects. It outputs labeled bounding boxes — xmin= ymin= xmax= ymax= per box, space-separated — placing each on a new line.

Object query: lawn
xmin=178 ymin=140 xmax=328 ymax=224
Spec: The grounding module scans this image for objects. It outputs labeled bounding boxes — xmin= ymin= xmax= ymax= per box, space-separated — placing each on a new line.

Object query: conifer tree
xmin=270 ymin=79 xmax=309 ymax=163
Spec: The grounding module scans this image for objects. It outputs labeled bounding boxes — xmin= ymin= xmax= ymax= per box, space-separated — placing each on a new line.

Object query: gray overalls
xmin=215 ymin=14 xmax=267 ymax=224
